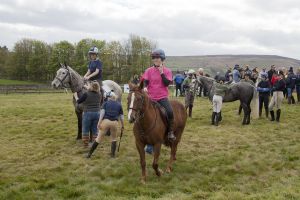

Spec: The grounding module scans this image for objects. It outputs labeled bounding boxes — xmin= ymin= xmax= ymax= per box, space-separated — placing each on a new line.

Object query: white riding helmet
xmin=198 ymin=68 xmax=204 ymax=73
xmin=188 ymin=69 xmax=195 ymax=74
xmin=88 ymin=46 xmax=99 ymax=55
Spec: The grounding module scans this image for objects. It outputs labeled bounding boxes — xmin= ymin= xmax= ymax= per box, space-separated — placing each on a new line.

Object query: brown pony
xmin=127 ymin=83 xmax=187 ymax=184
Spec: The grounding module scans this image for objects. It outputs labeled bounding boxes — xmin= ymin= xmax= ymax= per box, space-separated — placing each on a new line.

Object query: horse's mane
xmin=66 ymin=66 xmax=84 ymax=93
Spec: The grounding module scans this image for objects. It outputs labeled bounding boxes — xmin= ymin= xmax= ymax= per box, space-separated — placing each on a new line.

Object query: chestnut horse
xmin=127 ymin=83 xmax=187 ymax=183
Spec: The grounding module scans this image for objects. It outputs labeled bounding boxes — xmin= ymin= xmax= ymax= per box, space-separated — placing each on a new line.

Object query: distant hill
xmin=165 ymin=55 xmax=300 ymax=75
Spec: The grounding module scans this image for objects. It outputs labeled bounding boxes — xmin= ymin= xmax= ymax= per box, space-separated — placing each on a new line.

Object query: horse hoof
xmin=165 ymin=167 xmax=172 ymax=173
xmin=140 ymin=178 xmax=146 ymax=185
xmin=156 ymin=169 xmax=163 ymax=177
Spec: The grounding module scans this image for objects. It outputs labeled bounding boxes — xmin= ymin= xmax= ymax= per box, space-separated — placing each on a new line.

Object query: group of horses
xmin=51 ymin=64 xmax=258 ymax=183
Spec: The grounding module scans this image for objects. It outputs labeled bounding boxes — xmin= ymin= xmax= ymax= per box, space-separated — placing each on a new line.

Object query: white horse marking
xmin=128 ymin=92 xmax=135 ymax=121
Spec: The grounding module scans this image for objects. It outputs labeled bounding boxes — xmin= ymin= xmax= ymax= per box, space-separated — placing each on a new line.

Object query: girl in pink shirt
xmin=143 ymin=49 xmax=176 ymax=141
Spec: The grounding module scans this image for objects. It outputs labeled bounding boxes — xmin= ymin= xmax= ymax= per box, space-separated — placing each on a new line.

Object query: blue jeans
xmin=82 ymin=111 xmax=100 ymax=137
xmin=287 ymin=88 xmax=294 ymax=97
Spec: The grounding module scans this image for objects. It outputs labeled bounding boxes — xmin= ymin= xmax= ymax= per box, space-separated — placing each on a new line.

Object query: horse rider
xmin=212 ymin=76 xmax=231 ymax=126
xmin=183 ymin=69 xmax=197 ymax=117
xmin=257 ymin=74 xmax=271 ymax=118
xmin=86 ymin=92 xmax=124 ymax=158
xmin=75 ymin=81 xmax=101 ymax=147
xmin=269 ymin=71 xmax=286 ymax=122
xmin=143 ymin=49 xmax=176 ymax=141
xmin=73 ymin=46 xmax=103 ymax=101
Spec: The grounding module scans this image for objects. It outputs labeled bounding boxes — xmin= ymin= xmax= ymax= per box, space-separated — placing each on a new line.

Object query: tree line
xmin=0 ymin=34 xmax=156 ymax=83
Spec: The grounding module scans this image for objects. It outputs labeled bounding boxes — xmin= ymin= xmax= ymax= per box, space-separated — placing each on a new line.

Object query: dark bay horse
xmin=51 ymin=63 xmax=122 ymax=140
xmin=198 ymin=76 xmax=258 ymax=125
xmin=127 ymin=83 xmax=187 ymax=184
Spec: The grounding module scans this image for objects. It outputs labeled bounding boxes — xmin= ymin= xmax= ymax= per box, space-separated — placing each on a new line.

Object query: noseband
xmin=54 ymin=67 xmax=70 ymax=88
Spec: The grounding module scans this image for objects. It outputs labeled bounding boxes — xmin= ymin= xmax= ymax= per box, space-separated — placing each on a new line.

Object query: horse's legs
xmin=76 ymin=111 xmax=82 ymax=140
xmin=238 ymin=104 xmax=243 ymax=115
xmin=152 ymin=143 xmax=163 ymax=177
xmin=166 ymin=141 xmax=178 ymax=173
xmin=246 ymin=104 xmax=251 ymax=124
xmin=241 ymin=103 xmax=248 ymax=125
xmin=136 ymin=141 xmax=146 ymax=183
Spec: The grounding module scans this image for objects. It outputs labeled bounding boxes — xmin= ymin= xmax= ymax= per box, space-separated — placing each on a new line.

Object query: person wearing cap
xmin=268 ymin=65 xmax=276 ymax=85
xmin=257 ymin=74 xmax=271 ymax=118
xmin=268 ymin=71 xmax=286 ymax=122
xmin=86 ymin=92 xmax=124 ymax=158
xmin=244 ymin=65 xmax=252 ymax=77
xmin=173 ymin=70 xmax=185 ymax=97
xmin=183 ymin=69 xmax=198 ymax=117
xmin=286 ymin=67 xmax=297 ymax=104
xmin=76 ymin=81 xmax=101 ymax=147
xmin=232 ymin=64 xmax=241 ymax=83
xmin=212 ymin=76 xmax=231 ymax=126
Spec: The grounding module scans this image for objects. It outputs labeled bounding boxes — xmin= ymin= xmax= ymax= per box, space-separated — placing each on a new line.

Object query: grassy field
xmin=0 ymin=93 xmax=300 ymax=200
xmin=0 ymin=79 xmax=42 ymax=85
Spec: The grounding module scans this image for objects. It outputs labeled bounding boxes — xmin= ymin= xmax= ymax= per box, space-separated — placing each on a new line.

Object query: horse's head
xmin=127 ymin=83 xmax=146 ymax=123
xmin=51 ymin=63 xmax=71 ymax=89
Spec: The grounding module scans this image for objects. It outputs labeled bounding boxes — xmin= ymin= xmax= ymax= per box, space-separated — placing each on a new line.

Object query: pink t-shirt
xmin=143 ymin=66 xmax=173 ymax=101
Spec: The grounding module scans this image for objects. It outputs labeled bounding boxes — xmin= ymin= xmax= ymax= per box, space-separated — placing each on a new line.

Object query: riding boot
xmin=219 ymin=112 xmax=222 ymax=121
xmin=188 ymin=105 xmax=193 ymax=118
xmin=288 ymin=97 xmax=291 ymax=104
xmin=215 ymin=112 xmax=220 ymax=126
xmin=86 ymin=141 xmax=99 ymax=158
xmin=265 ymin=108 xmax=269 ymax=118
xmin=291 ymin=96 xmax=295 ymax=104
xmin=276 ymin=109 xmax=281 ymax=122
xmin=167 ymin=119 xmax=176 ymax=141
xmin=270 ymin=110 xmax=275 ymax=121
xmin=110 ymin=141 xmax=117 ymax=158
xmin=297 ymin=94 xmax=300 ymax=103
xmin=211 ymin=112 xmax=216 ymax=125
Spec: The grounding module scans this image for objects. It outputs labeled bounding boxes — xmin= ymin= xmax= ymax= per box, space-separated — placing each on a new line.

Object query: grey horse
xmin=198 ymin=76 xmax=258 ymax=125
xmin=51 ymin=63 xmax=122 ymax=139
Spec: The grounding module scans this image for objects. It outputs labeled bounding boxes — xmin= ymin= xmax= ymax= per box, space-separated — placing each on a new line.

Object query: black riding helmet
xmin=151 ymin=49 xmax=166 ymax=61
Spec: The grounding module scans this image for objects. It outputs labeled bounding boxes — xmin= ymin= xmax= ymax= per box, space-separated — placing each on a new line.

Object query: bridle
xmin=54 ymin=67 xmax=71 ymax=88
xmin=128 ymin=90 xmax=157 ymax=135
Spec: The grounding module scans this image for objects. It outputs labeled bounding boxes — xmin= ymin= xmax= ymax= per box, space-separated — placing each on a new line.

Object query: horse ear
xmin=138 ymin=81 xmax=144 ymax=90
xmin=128 ymin=82 xmax=134 ymax=90
xmin=64 ymin=62 xmax=67 ymax=67
xmin=59 ymin=63 xmax=64 ymax=68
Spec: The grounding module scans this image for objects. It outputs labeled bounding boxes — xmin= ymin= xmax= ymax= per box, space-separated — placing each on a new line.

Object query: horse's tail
xmin=250 ymin=85 xmax=259 ymax=119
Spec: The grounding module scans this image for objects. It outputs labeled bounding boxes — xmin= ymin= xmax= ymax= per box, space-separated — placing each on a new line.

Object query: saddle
xmin=151 ymin=101 xmax=169 ymax=126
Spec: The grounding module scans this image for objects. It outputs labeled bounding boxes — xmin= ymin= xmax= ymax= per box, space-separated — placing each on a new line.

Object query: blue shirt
xmin=102 ymin=100 xmax=123 ymax=121
xmin=174 ymin=74 xmax=184 ymax=84
xmin=88 ymin=59 xmax=102 ymax=81
xmin=232 ymin=69 xmax=241 ymax=83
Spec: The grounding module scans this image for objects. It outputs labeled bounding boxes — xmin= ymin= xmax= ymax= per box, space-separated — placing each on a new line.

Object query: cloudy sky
xmin=1 ymin=0 xmax=300 ymax=58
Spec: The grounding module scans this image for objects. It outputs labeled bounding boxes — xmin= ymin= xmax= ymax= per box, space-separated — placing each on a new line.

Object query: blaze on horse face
xmin=127 ymin=91 xmax=144 ymax=123
xmin=51 ymin=64 xmax=71 ymax=89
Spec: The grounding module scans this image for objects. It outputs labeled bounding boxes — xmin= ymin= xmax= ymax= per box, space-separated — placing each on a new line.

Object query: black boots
xmin=86 ymin=141 xmax=99 ymax=158
xmin=111 ymin=141 xmax=117 ymax=158
xmin=215 ymin=112 xmax=221 ymax=126
xmin=270 ymin=110 xmax=275 ymax=121
xmin=211 ymin=112 xmax=216 ymax=125
xmin=259 ymin=108 xmax=262 ymax=117
xmin=276 ymin=109 xmax=281 ymax=122
xmin=167 ymin=120 xmax=176 ymax=141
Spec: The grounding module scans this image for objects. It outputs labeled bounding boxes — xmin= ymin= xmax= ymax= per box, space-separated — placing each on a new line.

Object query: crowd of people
xmin=74 ymin=46 xmax=300 ymax=157
xmin=174 ymin=64 xmax=300 ymax=126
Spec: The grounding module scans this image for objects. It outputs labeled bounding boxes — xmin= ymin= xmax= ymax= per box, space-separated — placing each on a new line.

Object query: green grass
xmin=0 ymin=79 xmax=42 ymax=85
xmin=0 ymin=93 xmax=300 ymax=199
